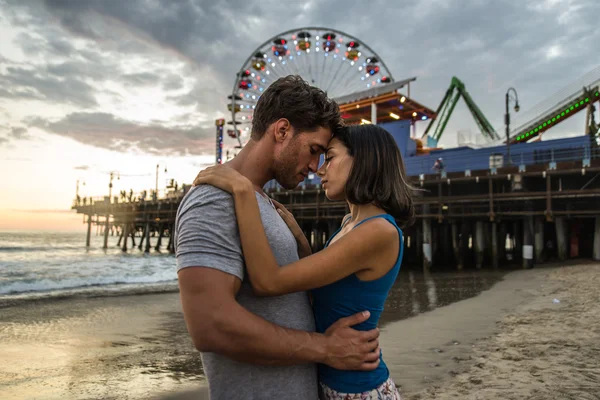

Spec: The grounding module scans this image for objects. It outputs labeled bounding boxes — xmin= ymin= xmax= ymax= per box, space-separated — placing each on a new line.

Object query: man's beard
xmin=273 ymin=139 xmax=301 ymax=190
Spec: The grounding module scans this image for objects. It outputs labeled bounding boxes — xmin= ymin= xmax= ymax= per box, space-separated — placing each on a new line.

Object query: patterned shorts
xmin=318 ymin=377 xmax=401 ymax=400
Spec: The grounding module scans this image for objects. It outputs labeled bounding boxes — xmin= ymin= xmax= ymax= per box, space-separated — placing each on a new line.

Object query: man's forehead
xmin=312 ymin=139 xmax=329 ymax=152
xmin=308 ymin=129 xmax=331 ymax=150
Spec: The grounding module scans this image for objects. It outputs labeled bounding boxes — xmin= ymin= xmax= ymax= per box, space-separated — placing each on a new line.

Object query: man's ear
xmin=273 ymin=118 xmax=292 ymax=143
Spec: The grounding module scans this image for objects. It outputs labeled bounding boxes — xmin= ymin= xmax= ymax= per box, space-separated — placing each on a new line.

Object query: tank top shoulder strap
xmin=352 ymin=213 xmax=395 ymax=230
xmin=340 ymin=213 xmax=352 ymax=228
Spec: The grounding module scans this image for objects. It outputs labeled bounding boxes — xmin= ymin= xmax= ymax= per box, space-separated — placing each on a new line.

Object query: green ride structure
xmin=421 ymin=76 xmax=499 ymax=147
xmin=421 ymin=67 xmax=600 ymax=149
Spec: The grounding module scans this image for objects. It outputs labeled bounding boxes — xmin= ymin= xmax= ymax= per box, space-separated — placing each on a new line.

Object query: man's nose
xmin=308 ymin=157 xmax=319 ymax=173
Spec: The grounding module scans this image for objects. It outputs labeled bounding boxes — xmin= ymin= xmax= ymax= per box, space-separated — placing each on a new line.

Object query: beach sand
xmin=395 ymin=261 xmax=600 ymax=400
xmin=1 ymin=261 xmax=599 ymax=399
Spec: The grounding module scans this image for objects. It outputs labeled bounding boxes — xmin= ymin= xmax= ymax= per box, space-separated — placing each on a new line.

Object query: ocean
xmin=0 ymin=231 xmax=178 ymax=307
xmin=0 ymin=230 xmax=508 ymax=314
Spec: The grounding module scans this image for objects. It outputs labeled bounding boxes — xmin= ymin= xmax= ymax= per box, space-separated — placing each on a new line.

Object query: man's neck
xmin=225 ymin=140 xmax=273 ymax=194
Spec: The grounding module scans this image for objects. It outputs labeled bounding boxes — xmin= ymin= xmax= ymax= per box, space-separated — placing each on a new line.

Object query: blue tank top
xmin=310 ymin=213 xmax=404 ymax=393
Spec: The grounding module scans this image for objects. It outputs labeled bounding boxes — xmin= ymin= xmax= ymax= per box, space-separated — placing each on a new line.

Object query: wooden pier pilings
xmin=74 ymin=195 xmax=180 ymax=253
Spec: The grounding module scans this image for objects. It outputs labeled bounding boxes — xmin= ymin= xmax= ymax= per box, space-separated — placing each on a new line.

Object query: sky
xmin=0 ymin=0 xmax=598 ymax=232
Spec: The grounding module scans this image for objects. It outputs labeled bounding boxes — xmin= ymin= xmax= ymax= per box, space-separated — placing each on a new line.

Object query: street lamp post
xmin=75 ymin=179 xmax=85 ymax=205
xmin=104 ymin=171 xmax=119 ymax=249
xmin=155 ymin=163 xmax=167 ymax=197
xmin=505 ymin=87 xmax=520 ymax=165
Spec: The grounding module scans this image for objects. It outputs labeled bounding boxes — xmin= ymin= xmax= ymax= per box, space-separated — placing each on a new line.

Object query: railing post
xmin=583 ymin=143 xmax=591 ymax=167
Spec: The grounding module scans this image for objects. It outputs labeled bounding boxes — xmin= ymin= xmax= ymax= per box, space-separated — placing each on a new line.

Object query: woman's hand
xmin=272 ymin=199 xmax=312 ymax=258
xmin=271 ymin=199 xmax=302 ymax=238
xmin=192 ymin=165 xmax=252 ymax=195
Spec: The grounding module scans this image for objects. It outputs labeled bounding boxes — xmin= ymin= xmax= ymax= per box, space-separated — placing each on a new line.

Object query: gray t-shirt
xmin=175 ymin=185 xmax=318 ymax=399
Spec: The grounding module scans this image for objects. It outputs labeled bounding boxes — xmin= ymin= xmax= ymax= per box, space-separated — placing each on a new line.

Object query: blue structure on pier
xmin=403 ymin=135 xmax=592 ymax=177
xmin=264 ymin=117 xmax=593 ymax=191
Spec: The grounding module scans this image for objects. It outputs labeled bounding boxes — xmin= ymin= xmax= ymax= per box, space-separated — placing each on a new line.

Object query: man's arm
xmin=178 ymin=266 xmax=380 ymax=369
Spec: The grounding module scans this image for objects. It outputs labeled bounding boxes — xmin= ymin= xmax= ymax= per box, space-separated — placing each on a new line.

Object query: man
xmin=176 ymin=75 xmax=380 ymax=399
xmin=432 ymin=157 xmax=445 ymax=174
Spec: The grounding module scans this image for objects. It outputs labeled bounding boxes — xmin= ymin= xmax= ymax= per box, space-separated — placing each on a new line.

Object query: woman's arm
xmin=232 ymin=185 xmax=398 ymax=296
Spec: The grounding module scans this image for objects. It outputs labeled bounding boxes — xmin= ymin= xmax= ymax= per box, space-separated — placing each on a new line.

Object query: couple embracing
xmin=176 ymin=75 xmax=414 ymax=399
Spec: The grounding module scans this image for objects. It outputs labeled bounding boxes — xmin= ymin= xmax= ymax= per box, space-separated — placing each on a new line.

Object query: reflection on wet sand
xmin=379 ymin=267 xmax=505 ymax=326
xmin=424 ymin=268 xmax=438 ymax=309
xmin=0 ymin=294 xmax=205 ymax=399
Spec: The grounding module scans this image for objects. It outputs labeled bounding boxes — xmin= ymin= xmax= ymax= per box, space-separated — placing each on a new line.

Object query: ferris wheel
xmin=226 ymin=27 xmax=395 ymax=147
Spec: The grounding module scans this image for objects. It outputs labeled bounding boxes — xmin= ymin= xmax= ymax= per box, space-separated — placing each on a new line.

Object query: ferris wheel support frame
xmin=230 ymin=27 xmax=395 ymax=144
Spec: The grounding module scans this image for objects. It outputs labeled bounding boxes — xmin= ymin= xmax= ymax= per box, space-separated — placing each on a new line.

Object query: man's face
xmin=273 ymin=126 xmax=331 ymax=190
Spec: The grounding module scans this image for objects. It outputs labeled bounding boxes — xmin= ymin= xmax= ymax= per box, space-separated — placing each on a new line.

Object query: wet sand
xmin=0 ymin=293 xmax=205 ymax=400
xmin=402 ymin=261 xmax=600 ymax=400
xmin=1 ymin=262 xmax=598 ymax=399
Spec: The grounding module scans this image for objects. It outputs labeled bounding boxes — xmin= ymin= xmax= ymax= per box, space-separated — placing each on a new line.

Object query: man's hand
xmin=322 ymin=311 xmax=381 ymax=371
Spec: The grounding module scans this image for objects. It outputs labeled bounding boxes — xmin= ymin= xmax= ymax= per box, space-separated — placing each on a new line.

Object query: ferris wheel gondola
xmin=227 ymin=27 xmax=395 ymax=148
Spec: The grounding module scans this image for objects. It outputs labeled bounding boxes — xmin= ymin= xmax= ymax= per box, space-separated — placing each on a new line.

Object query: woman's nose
xmin=317 ymin=164 xmax=325 ymax=177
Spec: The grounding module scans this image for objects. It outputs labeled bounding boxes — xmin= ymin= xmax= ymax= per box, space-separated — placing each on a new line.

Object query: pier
xmin=267 ymin=154 xmax=600 ymax=268
xmin=74 ymin=191 xmax=183 ymax=253
xmin=71 ymin=66 xmax=600 ymax=266
xmin=71 ymin=147 xmax=600 ymax=267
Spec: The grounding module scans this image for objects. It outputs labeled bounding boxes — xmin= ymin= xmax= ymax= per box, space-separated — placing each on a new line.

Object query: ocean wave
xmin=0 ymin=281 xmax=180 ymax=308
xmin=0 ymin=245 xmax=81 ymax=252
xmin=0 ymin=269 xmax=177 ymax=295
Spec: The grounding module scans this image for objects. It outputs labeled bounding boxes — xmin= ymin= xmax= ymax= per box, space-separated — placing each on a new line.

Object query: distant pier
xmin=72 ymin=151 xmax=600 ymax=267
xmin=73 ymin=191 xmax=182 ymax=253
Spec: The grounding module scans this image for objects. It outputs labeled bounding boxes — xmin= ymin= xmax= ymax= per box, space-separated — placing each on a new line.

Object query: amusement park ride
xmin=422 ymin=77 xmax=500 ymax=145
xmin=216 ymin=26 xmax=600 ymax=165
xmin=506 ymin=66 xmax=600 ymax=145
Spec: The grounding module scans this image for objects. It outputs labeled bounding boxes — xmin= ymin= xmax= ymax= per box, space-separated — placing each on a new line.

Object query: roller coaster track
xmin=508 ymin=65 xmax=600 ymax=145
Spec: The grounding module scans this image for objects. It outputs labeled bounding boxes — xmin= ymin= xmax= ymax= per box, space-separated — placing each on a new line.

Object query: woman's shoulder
xmin=348 ymin=217 xmax=399 ymax=250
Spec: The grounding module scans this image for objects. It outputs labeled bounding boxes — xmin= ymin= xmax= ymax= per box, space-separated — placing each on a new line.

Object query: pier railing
xmin=404 ymin=141 xmax=595 ymax=177
xmin=71 ymin=150 xmax=600 ymax=261
xmin=72 ymin=186 xmax=190 ymax=208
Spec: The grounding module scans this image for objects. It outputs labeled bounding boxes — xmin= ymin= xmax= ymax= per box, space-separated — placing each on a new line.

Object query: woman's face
xmin=317 ymin=138 xmax=353 ymax=201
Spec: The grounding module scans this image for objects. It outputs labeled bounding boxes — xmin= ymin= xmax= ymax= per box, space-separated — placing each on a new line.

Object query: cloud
xmin=28 ymin=112 xmax=216 ymax=156
xmin=0 ymin=124 xmax=30 ymax=145
xmin=10 ymin=127 xmax=27 ymax=139
xmin=0 ymin=3 xmax=201 ymax=111
xmin=0 ymin=65 xmax=99 ymax=107
xmin=1 ymin=0 xmax=598 ymax=152
xmin=0 ymin=157 xmax=32 ymax=161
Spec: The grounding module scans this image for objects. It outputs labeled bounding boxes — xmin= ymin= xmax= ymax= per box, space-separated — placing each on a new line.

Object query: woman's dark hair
xmin=333 ymin=124 xmax=415 ymax=228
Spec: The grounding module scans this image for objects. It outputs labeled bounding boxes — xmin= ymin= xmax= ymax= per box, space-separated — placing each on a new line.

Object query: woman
xmin=194 ymin=124 xmax=414 ymax=399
